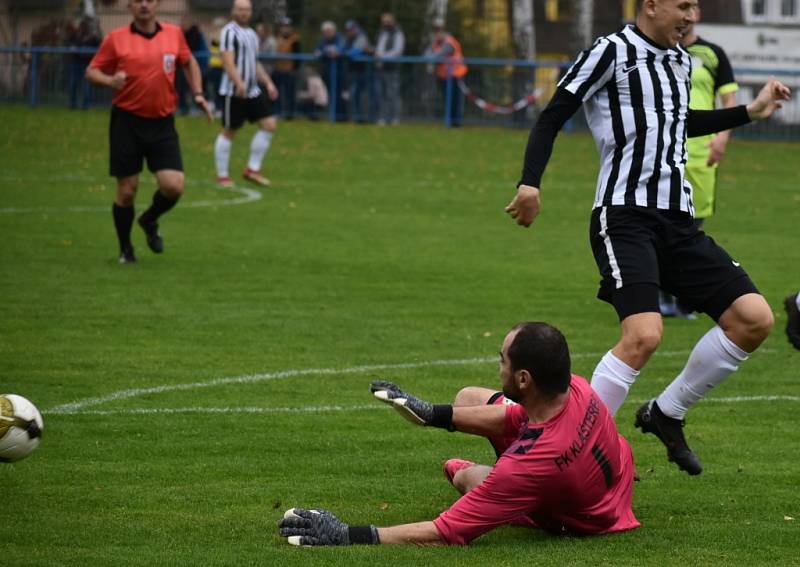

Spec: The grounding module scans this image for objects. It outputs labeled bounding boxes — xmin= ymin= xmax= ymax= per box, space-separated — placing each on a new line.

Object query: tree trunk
xmin=421 ymin=0 xmax=448 ymax=51
xmin=572 ymin=0 xmax=594 ymax=53
xmin=510 ymin=0 xmax=535 ymax=60
xmin=82 ymin=0 xmax=95 ymax=18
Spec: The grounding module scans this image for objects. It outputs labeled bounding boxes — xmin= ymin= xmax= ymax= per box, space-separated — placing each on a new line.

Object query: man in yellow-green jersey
xmin=683 ymin=11 xmax=738 ymax=224
xmin=660 ymin=9 xmax=738 ymax=318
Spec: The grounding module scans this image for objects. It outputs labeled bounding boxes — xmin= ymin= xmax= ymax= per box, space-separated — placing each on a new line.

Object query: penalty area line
xmin=0 ymin=185 xmax=261 ymax=214
xmin=50 ymin=395 xmax=800 ymax=418
xmin=47 ymin=348 xmax=777 ymax=415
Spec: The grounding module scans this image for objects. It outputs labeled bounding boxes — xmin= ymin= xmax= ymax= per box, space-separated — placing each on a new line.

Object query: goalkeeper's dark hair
xmin=508 ymin=322 xmax=571 ymax=397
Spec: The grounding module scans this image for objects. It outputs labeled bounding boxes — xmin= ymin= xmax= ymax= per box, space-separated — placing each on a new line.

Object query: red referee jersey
xmin=433 ymin=376 xmax=640 ymax=545
xmin=90 ymin=22 xmax=191 ymax=118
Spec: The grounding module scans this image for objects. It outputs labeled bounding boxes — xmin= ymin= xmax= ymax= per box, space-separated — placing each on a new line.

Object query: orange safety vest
xmin=435 ymin=35 xmax=467 ymax=80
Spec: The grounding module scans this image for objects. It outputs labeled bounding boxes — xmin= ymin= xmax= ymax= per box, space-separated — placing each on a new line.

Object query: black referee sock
xmin=112 ymin=203 xmax=135 ymax=252
xmin=140 ymin=190 xmax=179 ymax=224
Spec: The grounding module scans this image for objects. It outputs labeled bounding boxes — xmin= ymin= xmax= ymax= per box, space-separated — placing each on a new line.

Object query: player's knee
xmin=116 ymin=181 xmax=137 ymax=205
xmin=739 ymin=305 xmax=774 ymax=345
xmin=159 ymin=177 xmax=184 ymax=199
xmin=623 ymin=328 xmax=662 ymax=359
xmin=262 ymin=118 xmax=277 ymax=133
xmin=453 ymin=387 xmax=491 ymax=407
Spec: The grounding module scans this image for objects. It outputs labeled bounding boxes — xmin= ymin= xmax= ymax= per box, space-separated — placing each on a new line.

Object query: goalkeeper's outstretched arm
xmin=370 ymin=380 xmax=506 ymax=439
xmin=278 ymin=508 xmax=444 ymax=546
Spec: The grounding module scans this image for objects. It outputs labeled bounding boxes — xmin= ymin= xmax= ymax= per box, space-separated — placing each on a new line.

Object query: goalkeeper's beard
xmin=502 ymin=384 xmax=522 ymax=404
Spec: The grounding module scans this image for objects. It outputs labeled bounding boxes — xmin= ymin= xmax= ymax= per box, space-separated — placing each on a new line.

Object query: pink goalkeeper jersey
xmin=433 ymin=376 xmax=639 ymax=545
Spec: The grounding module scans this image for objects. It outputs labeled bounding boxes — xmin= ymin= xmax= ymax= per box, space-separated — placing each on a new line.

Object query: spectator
xmin=255 ymin=22 xmax=277 ymax=73
xmin=296 ymin=66 xmax=328 ymax=121
xmin=343 ymin=19 xmax=377 ymax=123
xmin=374 ymin=12 xmax=404 ymax=125
xmin=314 ymin=21 xmax=346 ymax=121
xmin=272 ymin=17 xmax=301 ymax=119
xmin=426 ymin=18 xmax=467 ymax=127
xmin=177 ymin=14 xmax=209 ymax=115
xmin=206 ymin=17 xmax=227 ymax=114
xmin=67 ymin=16 xmax=102 ymax=110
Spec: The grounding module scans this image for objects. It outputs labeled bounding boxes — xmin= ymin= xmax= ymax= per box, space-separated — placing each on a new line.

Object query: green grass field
xmin=1 ymin=106 xmax=798 ymax=566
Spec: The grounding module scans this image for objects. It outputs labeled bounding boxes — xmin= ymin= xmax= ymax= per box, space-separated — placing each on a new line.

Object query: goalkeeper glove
xmin=279 ymin=508 xmax=379 ymax=546
xmin=370 ymin=380 xmax=455 ymax=431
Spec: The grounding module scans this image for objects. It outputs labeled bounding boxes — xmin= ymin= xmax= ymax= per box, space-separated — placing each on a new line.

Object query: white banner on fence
xmin=695 ymin=24 xmax=800 ymax=124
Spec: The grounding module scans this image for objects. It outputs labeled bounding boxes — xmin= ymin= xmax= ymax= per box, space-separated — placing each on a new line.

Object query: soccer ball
xmin=0 ymin=394 xmax=43 ymax=462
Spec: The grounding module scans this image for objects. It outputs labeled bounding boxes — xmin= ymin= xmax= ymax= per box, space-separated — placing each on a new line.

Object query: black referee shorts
xmin=221 ymin=91 xmax=276 ymax=130
xmin=589 ymin=206 xmax=759 ymax=322
xmin=109 ymin=107 xmax=183 ymax=178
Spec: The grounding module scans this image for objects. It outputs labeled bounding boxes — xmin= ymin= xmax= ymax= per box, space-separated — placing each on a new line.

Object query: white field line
xmin=0 ymin=181 xmax=261 ymax=214
xmin=48 ymin=395 xmax=800 ymax=417
xmin=46 ymin=348 xmax=778 ymax=415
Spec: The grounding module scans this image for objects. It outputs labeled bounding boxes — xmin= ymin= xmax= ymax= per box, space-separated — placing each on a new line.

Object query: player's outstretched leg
xmin=643 ymin=294 xmax=772 ymax=475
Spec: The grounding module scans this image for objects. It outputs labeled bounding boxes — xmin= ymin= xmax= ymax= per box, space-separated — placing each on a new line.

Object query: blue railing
xmin=1 ymin=45 xmax=799 ymax=138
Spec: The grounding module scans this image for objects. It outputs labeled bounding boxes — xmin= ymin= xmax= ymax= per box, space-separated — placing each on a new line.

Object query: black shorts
xmin=109 ymin=107 xmax=183 ymax=178
xmin=221 ymin=91 xmax=275 ymax=130
xmin=589 ymin=206 xmax=759 ymax=321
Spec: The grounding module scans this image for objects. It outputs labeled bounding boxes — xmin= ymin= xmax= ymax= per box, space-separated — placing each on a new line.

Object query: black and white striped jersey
xmin=558 ymin=25 xmax=694 ymax=214
xmin=218 ymin=21 xmax=262 ymax=98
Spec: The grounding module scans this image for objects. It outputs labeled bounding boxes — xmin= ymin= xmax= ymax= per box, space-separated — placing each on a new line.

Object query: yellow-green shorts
xmin=686 ymin=162 xmax=718 ymax=219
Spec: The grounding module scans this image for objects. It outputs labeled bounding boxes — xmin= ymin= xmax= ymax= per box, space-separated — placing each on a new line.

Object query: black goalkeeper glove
xmin=278 ymin=508 xmax=379 ymax=546
xmin=370 ymin=380 xmax=455 ymax=431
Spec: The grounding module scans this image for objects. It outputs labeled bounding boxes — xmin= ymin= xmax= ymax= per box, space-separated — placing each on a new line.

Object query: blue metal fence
xmin=1 ymin=45 xmax=799 ymax=139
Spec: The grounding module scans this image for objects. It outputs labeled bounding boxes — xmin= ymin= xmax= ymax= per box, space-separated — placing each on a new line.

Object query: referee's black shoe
xmin=119 ymin=246 xmax=137 ymax=264
xmin=138 ymin=217 xmax=164 ymax=254
xmin=784 ymin=293 xmax=800 ymax=350
xmin=635 ymin=400 xmax=703 ymax=475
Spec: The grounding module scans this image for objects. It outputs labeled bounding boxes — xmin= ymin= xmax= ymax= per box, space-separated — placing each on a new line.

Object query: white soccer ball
xmin=0 ymin=394 xmax=43 ymax=462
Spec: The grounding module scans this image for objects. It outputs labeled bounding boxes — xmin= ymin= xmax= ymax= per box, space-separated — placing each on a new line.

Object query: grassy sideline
xmin=1 ymin=106 xmax=798 ymax=565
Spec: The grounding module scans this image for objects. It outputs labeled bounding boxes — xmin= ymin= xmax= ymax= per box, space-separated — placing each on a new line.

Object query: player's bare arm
xmin=256 ymin=63 xmax=279 ymax=101
xmin=182 ymin=55 xmax=214 ymax=122
xmin=221 ymin=50 xmax=247 ymax=97
xmin=746 ymin=77 xmax=792 ymax=121
xmin=85 ymin=67 xmax=127 ymax=90
xmin=370 ymin=380 xmax=506 ymax=438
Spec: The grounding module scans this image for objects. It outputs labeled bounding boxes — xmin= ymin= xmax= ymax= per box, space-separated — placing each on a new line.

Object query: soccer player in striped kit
xmin=213 ymin=0 xmax=279 ymax=188
xmin=505 ymin=0 xmax=791 ymax=475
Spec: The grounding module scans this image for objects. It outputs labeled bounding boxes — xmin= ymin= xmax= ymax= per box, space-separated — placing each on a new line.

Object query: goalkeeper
xmin=279 ymin=322 xmax=640 ymax=546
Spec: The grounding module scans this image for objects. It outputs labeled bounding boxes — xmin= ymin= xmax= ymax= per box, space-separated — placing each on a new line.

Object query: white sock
xmin=795 ymin=293 xmax=800 ymax=311
xmin=591 ymin=351 xmax=640 ymax=416
xmin=247 ymin=130 xmax=273 ymax=172
xmin=656 ymin=326 xmax=749 ymax=420
xmin=214 ymin=134 xmax=232 ymax=178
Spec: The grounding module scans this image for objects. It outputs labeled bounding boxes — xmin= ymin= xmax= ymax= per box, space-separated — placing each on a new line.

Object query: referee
xmin=505 ymin=0 xmax=790 ymax=475
xmin=213 ymin=0 xmax=279 ymax=188
xmin=87 ymin=0 xmax=213 ymax=263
